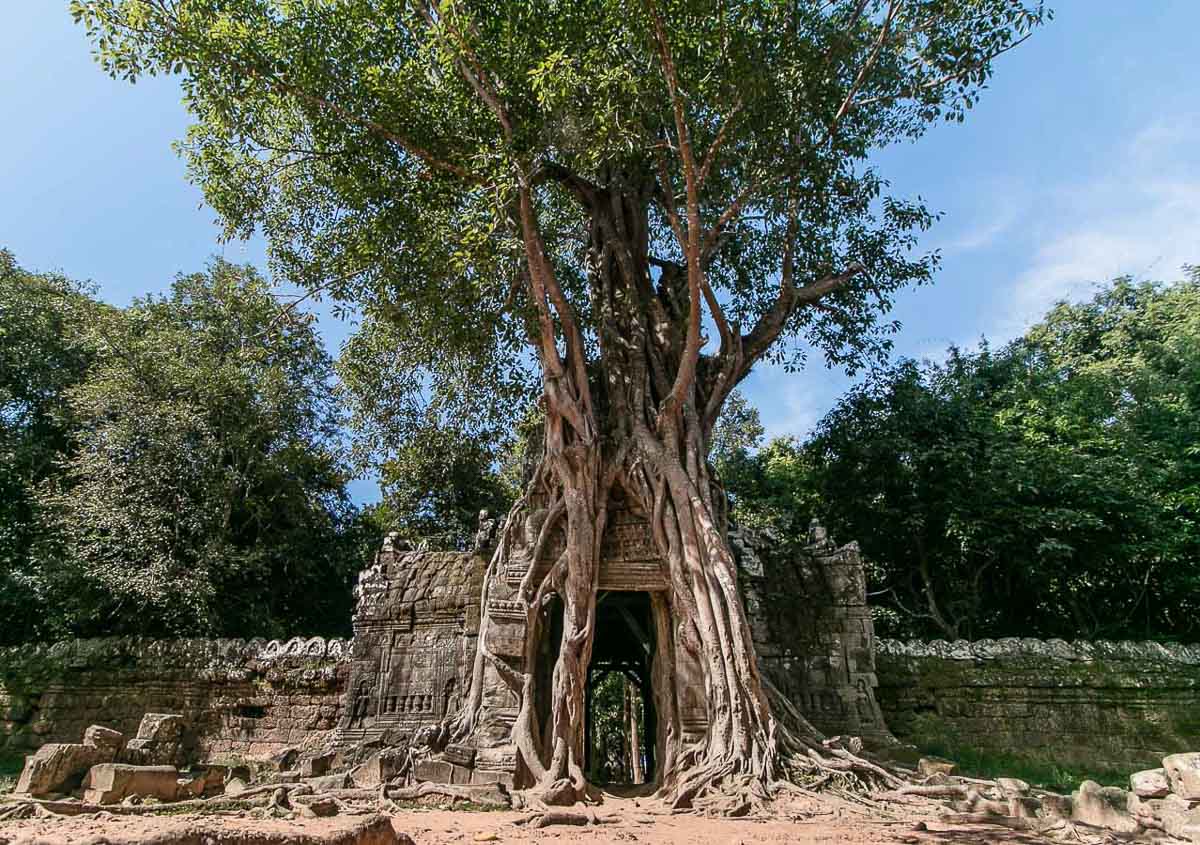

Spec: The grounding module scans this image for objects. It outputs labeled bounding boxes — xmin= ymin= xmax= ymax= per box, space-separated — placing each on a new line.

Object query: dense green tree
xmin=0 ymin=252 xmax=102 ymax=641
xmin=74 ymin=0 xmax=1047 ymax=800
xmin=20 ymin=259 xmax=363 ymax=641
xmin=338 ymin=315 xmax=523 ymax=548
xmin=739 ymin=272 xmax=1200 ymax=642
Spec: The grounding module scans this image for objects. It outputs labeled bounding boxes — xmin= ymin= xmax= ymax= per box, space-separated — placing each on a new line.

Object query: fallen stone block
xmin=353 ymin=750 xmax=404 ymax=788
xmin=306 ymin=771 xmax=352 ymax=791
xmin=917 ymin=756 xmax=957 ymax=778
xmin=1131 ymin=767 xmax=1172 ymax=799
xmin=1071 ymin=780 xmax=1138 ymax=833
xmin=136 ymin=713 xmax=185 ymax=742
xmin=1165 ymin=753 xmax=1200 ymax=801
xmin=83 ymin=763 xmax=180 ymax=804
xmin=83 ymin=725 xmax=125 ymax=755
xmin=14 ymin=742 xmax=109 ymax=797
xmin=298 ymin=796 xmax=341 ymax=818
xmin=414 ymin=759 xmax=453 ymax=784
xmin=996 ymin=777 xmax=1029 ymax=796
xmin=1136 ymin=793 xmax=1200 ymax=841
xmin=171 ymin=764 xmax=227 ymax=798
xmin=125 ymin=713 xmax=185 ymax=766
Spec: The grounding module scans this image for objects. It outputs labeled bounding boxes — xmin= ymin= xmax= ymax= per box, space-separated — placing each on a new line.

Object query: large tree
xmin=0 ymin=251 xmax=100 ymax=641
xmin=741 ymin=271 xmax=1200 ymax=643
xmin=35 ymin=260 xmax=362 ymax=640
xmin=74 ymin=0 xmax=1047 ymax=803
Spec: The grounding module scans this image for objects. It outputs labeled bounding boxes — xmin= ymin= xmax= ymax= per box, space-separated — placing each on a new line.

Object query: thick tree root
xmin=384 ymin=781 xmax=510 ymax=808
xmin=514 ymin=809 xmax=614 ymax=828
xmin=939 ymin=811 xmax=1038 ymax=830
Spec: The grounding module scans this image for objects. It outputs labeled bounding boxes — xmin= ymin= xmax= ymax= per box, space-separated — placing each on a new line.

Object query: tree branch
xmin=852 ymin=32 xmax=1035 ymax=110
xmin=739 ymin=263 xmax=865 ymax=374
xmin=645 ymin=0 xmax=706 ymax=415
xmin=697 ymin=99 xmax=743 ymax=188
xmin=823 ymin=0 xmax=902 ymax=144
xmin=135 ymin=1 xmax=479 ymax=183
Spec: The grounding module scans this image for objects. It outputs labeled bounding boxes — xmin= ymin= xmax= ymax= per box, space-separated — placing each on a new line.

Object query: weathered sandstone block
xmin=14 ymin=742 xmax=111 ymax=796
xmin=83 ymin=763 xmax=180 ymax=804
xmin=1131 ymin=767 xmax=1171 ymax=799
xmin=82 ymin=725 xmax=125 ymax=754
xmin=1071 ymin=780 xmax=1138 ymax=833
xmin=1165 ymin=753 xmax=1200 ymax=800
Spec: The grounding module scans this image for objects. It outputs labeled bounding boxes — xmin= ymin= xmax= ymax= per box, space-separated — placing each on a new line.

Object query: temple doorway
xmin=585 ymin=591 xmax=657 ymax=786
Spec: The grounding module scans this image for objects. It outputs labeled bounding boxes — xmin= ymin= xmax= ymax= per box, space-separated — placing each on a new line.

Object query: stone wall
xmin=876 ymin=638 xmax=1200 ymax=771
xmin=4 ymin=616 xmax=1199 ymax=776
xmin=0 ymin=637 xmax=346 ymax=761
xmin=735 ymin=522 xmax=892 ymax=746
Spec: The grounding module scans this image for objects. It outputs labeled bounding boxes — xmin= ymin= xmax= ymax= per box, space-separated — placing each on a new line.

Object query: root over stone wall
xmin=875 ymin=638 xmax=1200 ymax=771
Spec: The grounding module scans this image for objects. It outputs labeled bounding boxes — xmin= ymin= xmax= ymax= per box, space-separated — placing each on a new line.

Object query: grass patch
xmin=0 ymin=753 xmax=24 ymax=795
xmin=916 ymin=743 xmax=1130 ymax=793
xmin=900 ymin=713 xmax=1133 ymax=793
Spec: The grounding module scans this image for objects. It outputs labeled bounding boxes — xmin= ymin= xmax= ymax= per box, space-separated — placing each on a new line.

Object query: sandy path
xmin=0 ymin=794 xmax=1049 ymax=845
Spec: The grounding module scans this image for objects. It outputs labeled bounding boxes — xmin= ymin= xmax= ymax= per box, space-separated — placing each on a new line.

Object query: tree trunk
xmin=628 ymin=677 xmax=644 ymax=784
xmin=625 ymin=415 xmax=780 ymax=805
xmin=452 ymin=174 xmax=892 ymax=809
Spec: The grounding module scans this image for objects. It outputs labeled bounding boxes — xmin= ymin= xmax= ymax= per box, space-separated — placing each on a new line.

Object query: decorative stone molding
xmin=876 ymin=637 xmax=1200 ymax=664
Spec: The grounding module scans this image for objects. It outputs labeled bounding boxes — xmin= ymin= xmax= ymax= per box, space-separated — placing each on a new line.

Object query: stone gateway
xmin=331 ymin=514 xmax=892 ymax=788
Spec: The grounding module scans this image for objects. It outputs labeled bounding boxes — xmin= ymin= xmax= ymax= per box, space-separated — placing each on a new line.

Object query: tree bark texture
xmin=449 ymin=172 xmax=819 ymax=807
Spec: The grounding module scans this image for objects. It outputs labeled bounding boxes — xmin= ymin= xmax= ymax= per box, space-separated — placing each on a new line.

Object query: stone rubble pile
xmin=3 ymin=711 xmax=511 ymax=824
xmin=905 ymin=751 xmax=1200 ymax=842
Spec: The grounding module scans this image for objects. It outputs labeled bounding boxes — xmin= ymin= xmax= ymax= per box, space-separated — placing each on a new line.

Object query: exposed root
xmin=384 ymin=781 xmax=510 ymax=808
xmin=939 ymin=811 xmax=1039 ymax=831
xmin=514 ymin=809 xmax=614 ymax=828
xmin=0 ymin=802 xmax=37 ymax=821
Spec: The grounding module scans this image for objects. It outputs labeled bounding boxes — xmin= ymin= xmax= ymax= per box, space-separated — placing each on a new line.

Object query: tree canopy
xmin=73 ymin=0 xmax=1048 ymax=443
xmin=0 ymin=253 xmax=369 ymax=645
xmin=726 ymin=270 xmax=1200 ymax=643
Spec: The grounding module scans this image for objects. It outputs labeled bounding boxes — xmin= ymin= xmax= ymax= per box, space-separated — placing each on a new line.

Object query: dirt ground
xmin=0 ymin=794 xmax=1054 ymax=845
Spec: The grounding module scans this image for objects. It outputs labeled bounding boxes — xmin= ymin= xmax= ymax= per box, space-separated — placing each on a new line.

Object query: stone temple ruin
xmin=7 ymin=512 xmax=1200 ymax=837
xmin=332 ymin=506 xmax=891 ymax=788
xmin=5 ymin=513 xmax=892 ymax=805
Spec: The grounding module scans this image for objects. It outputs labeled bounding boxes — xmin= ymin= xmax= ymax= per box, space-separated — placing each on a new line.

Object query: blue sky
xmin=4 ymin=3 xmax=1199 ymax=502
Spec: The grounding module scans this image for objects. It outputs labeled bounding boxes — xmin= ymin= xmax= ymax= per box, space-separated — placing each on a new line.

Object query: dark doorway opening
xmin=586 ymin=591 xmax=656 ymax=786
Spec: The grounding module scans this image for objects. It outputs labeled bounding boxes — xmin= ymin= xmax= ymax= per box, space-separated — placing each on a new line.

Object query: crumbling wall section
xmin=0 ymin=637 xmax=346 ymax=761
xmin=734 ymin=522 xmax=892 ymax=746
xmin=875 ymin=638 xmax=1200 ymax=770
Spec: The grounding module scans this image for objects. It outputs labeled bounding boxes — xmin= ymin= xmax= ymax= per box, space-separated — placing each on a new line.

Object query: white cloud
xmin=999 ymin=119 xmax=1200 ymax=338
xmin=936 ymin=186 xmax=1024 ymax=255
xmin=744 ymin=363 xmax=838 ymax=443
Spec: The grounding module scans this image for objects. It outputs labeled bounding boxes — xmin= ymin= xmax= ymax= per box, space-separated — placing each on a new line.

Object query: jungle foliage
xmin=0 ymin=252 xmax=369 ymax=644
xmin=723 ymin=272 xmax=1200 ymax=643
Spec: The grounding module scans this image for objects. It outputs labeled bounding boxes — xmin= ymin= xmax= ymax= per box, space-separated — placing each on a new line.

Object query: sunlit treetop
xmin=73 ymin=0 xmax=1050 ymax=437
